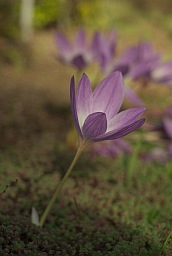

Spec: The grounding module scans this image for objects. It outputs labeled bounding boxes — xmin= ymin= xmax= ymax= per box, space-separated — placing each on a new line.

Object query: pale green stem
xmin=39 ymin=142 xmax=87 ymax=228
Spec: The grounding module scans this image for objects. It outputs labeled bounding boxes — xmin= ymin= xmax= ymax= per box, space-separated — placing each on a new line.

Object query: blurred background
xmin=0 ymin=0 xmax=172 ymax=149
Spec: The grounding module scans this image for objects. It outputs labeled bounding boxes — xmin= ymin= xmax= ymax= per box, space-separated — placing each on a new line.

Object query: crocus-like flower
xmin=70 ymin=71 xmax=145 ymax=145
xmin=127 ymin=42 xmax=172 ymax=86
xmin=96 ymin=40 xmax=145 ymax=107
xmin=35 ymin=72 xmax=146 ymax=228
xmin=128 ymin=42 xmax=161 ymax=81
xmin=56 ymin=29 xmax=99 ymax=70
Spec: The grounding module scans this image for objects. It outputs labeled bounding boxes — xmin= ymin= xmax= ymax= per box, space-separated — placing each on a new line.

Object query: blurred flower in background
xmin=56 ymin=28 xmax=100 ymax=70
xmin=127 ymin=42 xmax=172 ymax=86
xmin=143 ymin=105 xmax=172 ymax=164
xmin=151 ymin=60 xmax=172 ymax=85
xmin=90 ymin=138 xmax=132 ymax=158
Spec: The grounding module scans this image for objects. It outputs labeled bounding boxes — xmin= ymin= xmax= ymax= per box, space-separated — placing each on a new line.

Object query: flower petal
xmin=70 ymin=76 xmax=82 ymax=138
xmin=125 ymin=86 xmax=144 ymax=107
xmin=107 ymin=107 xmax=146 ymax=132
xmin=75 ymin=28 xmax=86 ymax=49
xmin=120 ymin=46 xmax=138 ymax=64
xmin=130 ymin=58 xmax=160 ymax=80
xmin=151 ymin=60 xmax=172 ymax=84
xmin=94 ymin=118 xmax=145 ymax=142
xmin=56 ymin=32 xmax=72 ymax=56
xmin=138 ymin=42 xmax=153 ymax=61
xmin=76 ymin=73 xmax=93 ymax=127
xmin=90 ymin=32 xmax=101 ymax=56
xmin=82 ymin=112 xmax=107 ymax=140
xmin=92 ymin=72 xmax=124 ymax=120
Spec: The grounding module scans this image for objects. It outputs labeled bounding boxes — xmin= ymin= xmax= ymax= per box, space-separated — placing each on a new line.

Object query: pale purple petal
xmin=107 ymin=107 xmax=146 ymax=132
xmin=94 ymin=33 xmax=112 ymax=71
xmin=130 ymin=61 xmax=152 ymax=80
xmin=125 ymin=86 xmax=144 ymax=107
xmin=108 ymin=30 xmax=117 ymax=55
xmin=163 ymin=118 xmax=172 ymax=139
xmin=144 ymin=148 xmax=167 ymax=164
xmin=120 ymin=46 xmax=138 ymax=64
xmin=90 ymin=32 xmax=101 ymax=56
xmin=94 ymin=118 xmax=145 ymax=142
xmin=76 ymin=28 xmax=86 ymax=49
xmin=82 ymin=112 xmax=107 ymax=140
xmin=151 ymin=60 xmax=172 ymax=84
xmin=92 ymin=141 xmax=120 ymax=157
xmin=130 ymin=50 xmax=160 ymax=80
xmin=115 ymin=139 xmax=132 ymax=154
xmin=56 ymin=32 xmax=72 ymax=56
xmin=76 ymin=73 xmax=93 ymax=127
xmin=138 ymin=42 xmax=153 ymax=61
xmin=92 ymin=72 xmax=124 ymax=120
xmin=137 ymin=42 xmax=161 ymax=63
xmin=70 ymin=76 xmax=82 ymax=138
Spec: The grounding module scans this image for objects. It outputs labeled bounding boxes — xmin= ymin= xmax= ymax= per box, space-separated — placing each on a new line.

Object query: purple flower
xmin=96 ymin=41 xmax=146 ymax=107
xmin=143 ymin=147 xmax=168 ymax=164
xmin=91 ymin=138 xmax=132 ymax=158
xmin=128 ymin=42 xmax=161 ymax=81
xmin=116 ymin=42 xmax=160 ymax=78
xmin=56 ymin=29 xmax=99 ymax=70
xmin=70 ymin=71 xmax=145 ymax=144
xmin=127 ymin=42 xmax=172 ymax=86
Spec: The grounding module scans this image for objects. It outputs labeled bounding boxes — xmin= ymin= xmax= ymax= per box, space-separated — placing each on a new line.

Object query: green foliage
xmin=0 ymin=0 xmax=19 ymax=39
xmin=34 ymin=0 xmax=60 ymax=29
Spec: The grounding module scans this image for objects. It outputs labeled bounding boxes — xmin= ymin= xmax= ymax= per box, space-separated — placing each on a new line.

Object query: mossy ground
xmin=1 ymin=1 xmax=172 ymax=255
xmin=0 ymin=105 xmax=172 ymax=255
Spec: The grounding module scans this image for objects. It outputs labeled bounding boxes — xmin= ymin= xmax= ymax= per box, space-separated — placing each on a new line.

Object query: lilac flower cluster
xmin=56 ymin=31 xmax=172 ymax=86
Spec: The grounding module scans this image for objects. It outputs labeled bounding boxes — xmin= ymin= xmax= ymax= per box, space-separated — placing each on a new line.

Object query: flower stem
xmin=39 ymin=144 xmax=85 ymax=228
